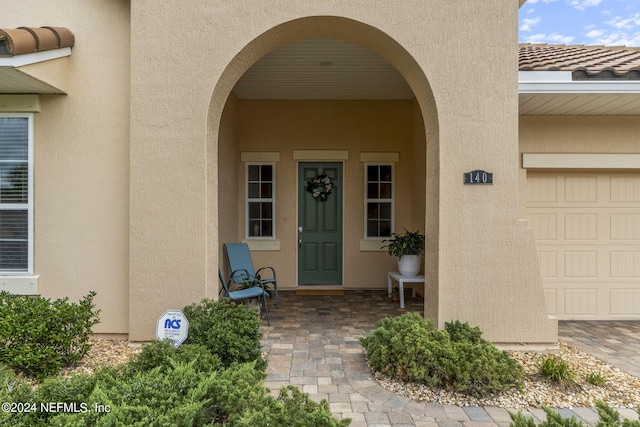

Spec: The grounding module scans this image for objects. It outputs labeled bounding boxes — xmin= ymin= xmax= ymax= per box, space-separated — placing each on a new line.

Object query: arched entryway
xmin=206 ymin=16 xmax=440 ymax=321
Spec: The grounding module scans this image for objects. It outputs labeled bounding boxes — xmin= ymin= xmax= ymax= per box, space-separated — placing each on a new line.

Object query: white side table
xmin=388 ymin=271 xmax=424 ymax=309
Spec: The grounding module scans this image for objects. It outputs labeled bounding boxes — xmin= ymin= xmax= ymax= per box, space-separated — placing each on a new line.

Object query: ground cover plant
xmin=359 ymin=312 xmax=524 ymax=397
xmin=1 ymin=296 xmax=350 ymax=426
xmin=538 ymin=354 xmax=578 ymax=387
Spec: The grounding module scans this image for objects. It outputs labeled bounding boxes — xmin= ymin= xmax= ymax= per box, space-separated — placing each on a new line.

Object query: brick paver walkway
xmin=259 ymin=290 xmax=640 ymax=426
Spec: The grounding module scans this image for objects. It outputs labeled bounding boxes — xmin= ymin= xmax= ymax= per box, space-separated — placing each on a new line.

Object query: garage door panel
xmin=610 ymin=175 xmax=640 ymax=202
xmin=565 ymin=289 xmax=597 ymax=315
xmin=610 ymin=214 xmax=640 ymax=239
xmin=610 ymin=251 xmax=640 ymax=277
xmin=527 ymin=172 xmax=640 ymax=320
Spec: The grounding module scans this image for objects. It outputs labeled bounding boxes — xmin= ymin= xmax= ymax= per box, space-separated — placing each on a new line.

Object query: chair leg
xmin=260 ymin=294 xmax=270 ymax=326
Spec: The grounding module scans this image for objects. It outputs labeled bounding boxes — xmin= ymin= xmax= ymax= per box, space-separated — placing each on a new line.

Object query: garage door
xmin=526 ymin=172 xmax=640 ymax=319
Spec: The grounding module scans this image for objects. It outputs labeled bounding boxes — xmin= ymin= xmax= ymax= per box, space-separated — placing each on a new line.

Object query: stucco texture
xmin=3 ymin=0 xmax=559 ymax=343
xmin=127 ymin=1 xmax=556 ymax=342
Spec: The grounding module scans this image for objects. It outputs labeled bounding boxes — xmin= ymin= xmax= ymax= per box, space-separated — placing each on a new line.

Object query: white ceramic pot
xmin=397 ymin=255 xmax=421 ymax=276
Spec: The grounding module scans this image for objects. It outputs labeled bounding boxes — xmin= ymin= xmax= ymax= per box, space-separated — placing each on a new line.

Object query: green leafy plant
xmin=182 ymin=297 xmax=266 ymax=371
xmin=0 ymin=291 xmax=100 ymax=380
xmin=510 ymin=406 xmax=584 ymax=427
xmin=510 ymin=401 xmax=640 ymax=427
xmin=359 ymin=312 xmax=524 ymax=397
xmin=586 ymin=370 xmax=607 ymax=386
xmin=125 ymin=340 xmax=222 ymax=375
xmin=381 ymin=228 xmax=425 ymax=257
xmin=2 ymin=296 xmax=350 ymax=426
xmin=594 ymin=400 xmax=640 ymax=427
xmin=538 ymin=355 xmax=578 ymax=387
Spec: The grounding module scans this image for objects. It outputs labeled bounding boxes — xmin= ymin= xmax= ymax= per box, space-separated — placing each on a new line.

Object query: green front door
xmin=298 ymin=162 xmax=343 ymax=285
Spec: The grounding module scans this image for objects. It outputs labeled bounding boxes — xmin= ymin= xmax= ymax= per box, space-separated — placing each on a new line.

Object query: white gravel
xmin=371 ymin=341 xmax=640 ymax=409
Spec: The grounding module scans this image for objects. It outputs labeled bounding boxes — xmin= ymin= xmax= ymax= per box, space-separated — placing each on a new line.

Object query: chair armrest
xmin=256 ymin=266 xmax=276 ymax=281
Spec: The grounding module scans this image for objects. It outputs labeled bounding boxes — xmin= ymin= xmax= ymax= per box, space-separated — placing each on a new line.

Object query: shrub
xmin=0 ymin=291 xmax=100 ymax=380
xmin=125 ymin=340 xmax=222 ymax=375
xmin=510 ymin=401 xmax=640 ymax=427
xmin=233 ymin=385 xmax=351 ymax=427
xmin=359 ymin=313 xmax=524 ymax=397
xmin=510 ymin=406 xmax=584 ymax=427
xmin=538 ymin=355 xmax=578 ymax=386
xmin=1 ymin=297 xmax=348 ymax=426
xmin=182 ymin=297 xmax=266 ymax=371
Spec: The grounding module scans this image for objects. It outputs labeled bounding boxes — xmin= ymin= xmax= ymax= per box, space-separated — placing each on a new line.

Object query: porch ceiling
xmin=232 ymin=39 xmax=415 ymax=100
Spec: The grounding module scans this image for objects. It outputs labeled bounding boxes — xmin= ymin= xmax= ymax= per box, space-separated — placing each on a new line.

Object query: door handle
xmin=298 ymin=226 xmax=303 ymax=248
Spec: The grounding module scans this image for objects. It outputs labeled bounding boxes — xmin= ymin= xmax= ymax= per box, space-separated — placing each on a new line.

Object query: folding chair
xmin=224 ymin=242 xmax=278 ymax=304
xmin=218 ymin=269 xmax=270 ymax=325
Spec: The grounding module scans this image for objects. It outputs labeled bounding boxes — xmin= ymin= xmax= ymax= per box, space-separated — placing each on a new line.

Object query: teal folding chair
xmin=219 ymin=269 xmax=270 ymax=325
xmin=224 ymin=243 xmax=278 ymax=305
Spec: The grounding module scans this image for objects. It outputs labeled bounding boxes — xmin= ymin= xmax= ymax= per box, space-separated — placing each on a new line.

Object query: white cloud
xmin=606 ymin=13 xmax=640 ymax=30
xmin=570 ymin=0 xmax=602 ymax=11
xmin=523 ymin=32 xmax=575 ymax=44
xmin=520 ymin=17 xmax=542 ymax=32
xmin=585 ymin=29 xmax=605 ymax=38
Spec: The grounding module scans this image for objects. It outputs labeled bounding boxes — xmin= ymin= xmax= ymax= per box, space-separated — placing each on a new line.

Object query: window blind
xmin=0 ymin=117 xmax=29 ymax=272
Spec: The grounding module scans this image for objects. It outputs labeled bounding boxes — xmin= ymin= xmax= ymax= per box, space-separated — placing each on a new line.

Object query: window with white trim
xmin=365 ymin=163 xmax=393 ymax=238
xmin=246 ymin=163 xmax=275 ymax=238
xmin=0 ymin=114 xmax=33 ymax=273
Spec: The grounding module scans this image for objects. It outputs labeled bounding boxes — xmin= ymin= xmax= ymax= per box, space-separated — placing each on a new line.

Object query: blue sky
xmin=519 ymin=0 xmax=640 ymax=46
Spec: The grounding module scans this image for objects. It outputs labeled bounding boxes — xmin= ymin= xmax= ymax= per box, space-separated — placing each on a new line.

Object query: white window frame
xmin=0 ymin=113 xmax=34 ymax=275
xmin=245 ymin=162 xmax=276 ymax=240
xmin=364 ymin=162 xmax=394 ymax=239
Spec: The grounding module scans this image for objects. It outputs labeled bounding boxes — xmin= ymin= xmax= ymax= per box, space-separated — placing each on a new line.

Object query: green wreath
xmin=306 ymin=174 xmax=334 ymax=202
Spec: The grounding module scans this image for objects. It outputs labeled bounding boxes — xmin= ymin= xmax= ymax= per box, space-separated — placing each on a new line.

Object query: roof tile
xmin=0 ymin=27 xmax=74 ymax=56
xmin=519 ymin=43 xmax=640 ymax=78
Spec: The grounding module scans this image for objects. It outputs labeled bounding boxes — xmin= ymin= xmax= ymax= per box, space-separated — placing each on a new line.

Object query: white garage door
xmin=526 ymin=172 xmax=640 ymax=319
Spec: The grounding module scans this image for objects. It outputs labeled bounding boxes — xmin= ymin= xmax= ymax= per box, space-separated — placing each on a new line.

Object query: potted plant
xmin=382 ymin=228 xmax=425 ymax=276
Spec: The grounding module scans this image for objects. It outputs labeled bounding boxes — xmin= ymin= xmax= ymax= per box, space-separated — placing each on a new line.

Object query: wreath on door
xmin=306 ymin=174 xmax=334 ymax=202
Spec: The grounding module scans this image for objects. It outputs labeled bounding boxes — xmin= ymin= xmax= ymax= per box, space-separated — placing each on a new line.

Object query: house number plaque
xmin=464 ymin=170 xmax=493 ymax=185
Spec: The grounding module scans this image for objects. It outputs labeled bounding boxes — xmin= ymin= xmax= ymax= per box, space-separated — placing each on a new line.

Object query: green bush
xmin=233 ymin=385 xmax=351 ymax=427
xmin=510 ymin=401 xmax=640 ymax=427
xmin=0 ymin=291 xmax=100 ymax=380
xmin=182 ymin=297 xmax=266 ymax=371
xmin=510 ymin=406 xmax=584 ymax=427
xmin=594 ymin=400 xmax=640 ymax=427
xmin=125 ymin=340 xmax=222 ymax=375
xmin=538 ymin=355 xmax=578 ymax=386
xmin=2 ymin=297 xmax=348 ymax=426
xmin=4 ymin=359 xmax=348 ymax=426
xmin=359 ymin=312 xmax=524 ymax=397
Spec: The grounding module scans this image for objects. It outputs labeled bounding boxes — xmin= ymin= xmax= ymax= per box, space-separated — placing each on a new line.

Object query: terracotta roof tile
xmin=0 ymin=27 xmax=74 ymax=56
xmin=519 ymin=43 xmax=640 ymax=78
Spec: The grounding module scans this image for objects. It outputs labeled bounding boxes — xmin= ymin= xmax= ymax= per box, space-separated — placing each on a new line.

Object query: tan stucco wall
xmin=127 ymin=1 xmax=555 ymax=343
xmin=5 ymin=0 xmax=558 ymax=343
xmin=2 ymin=0 xmax=131 ymax=335
xmin=520 ymin=116 xmax=640 ymax=153
xmin=217 ymin=93 xmax=241 ymax=282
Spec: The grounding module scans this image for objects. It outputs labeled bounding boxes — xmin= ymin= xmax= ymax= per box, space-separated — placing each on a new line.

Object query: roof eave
xmin=0 ymin=47 xmax=71 ymax=94
xmin=518 ymin=71 xmax=640 ymax=94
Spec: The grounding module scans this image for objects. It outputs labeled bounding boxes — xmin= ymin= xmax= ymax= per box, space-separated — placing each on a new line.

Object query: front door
xmin=298 ymin=162 xmax=343 ymax=285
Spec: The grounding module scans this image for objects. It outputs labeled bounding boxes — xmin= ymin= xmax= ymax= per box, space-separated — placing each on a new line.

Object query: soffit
xmin=519 ymin=44 xmax=640 ymax=115
xmin=0 ymin=27 xmax=74 ymax=94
